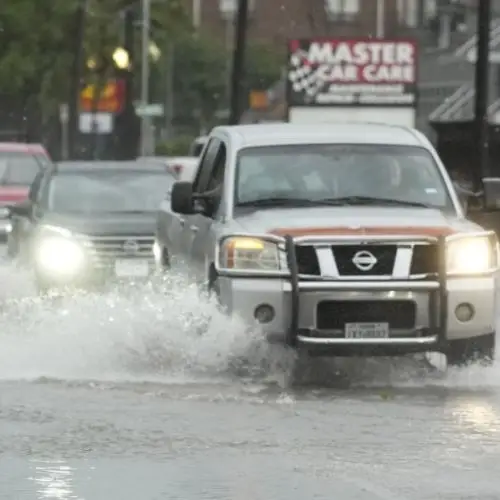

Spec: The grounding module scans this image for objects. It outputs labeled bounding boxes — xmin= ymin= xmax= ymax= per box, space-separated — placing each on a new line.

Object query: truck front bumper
xmin=216 ymin=235 xmax=497 ymax=357
xmin=218 ymin=276 xmax=495 ymax=356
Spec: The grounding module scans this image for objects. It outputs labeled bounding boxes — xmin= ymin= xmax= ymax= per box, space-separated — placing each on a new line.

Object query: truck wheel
xmin=160 ymin=248 xmax=170 ymax=270
xmin=207 ymin=268 xmax=222 ymax=304
xmin=446 ymin=332 xmax=495 ymax=367
xmin=286 ymin=349 xmax=312 ymax=386
xmin=35 ymin=281 xmax=50 ymax=296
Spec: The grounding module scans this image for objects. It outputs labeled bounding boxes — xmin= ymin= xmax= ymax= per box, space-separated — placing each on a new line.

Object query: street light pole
xmin=68 ymin=0 xmax=87 ymax=160
xmin=140 ymin=0 xmax=150 ymax=156
xmin=228 ymin=0 xmax=248 ymax=125
xmin=474 ymin=0 xmax=491 ymax=189
xmin=376 ymin=0 xmax=385 ymax=38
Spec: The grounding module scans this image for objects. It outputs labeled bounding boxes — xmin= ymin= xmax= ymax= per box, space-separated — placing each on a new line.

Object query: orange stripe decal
xmin=269 ymin=226 xmax=458 ymax=237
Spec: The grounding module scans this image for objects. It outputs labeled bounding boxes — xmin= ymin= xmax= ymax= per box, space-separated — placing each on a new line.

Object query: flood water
xmin=1 ymin=249 xmax=500 ymax=500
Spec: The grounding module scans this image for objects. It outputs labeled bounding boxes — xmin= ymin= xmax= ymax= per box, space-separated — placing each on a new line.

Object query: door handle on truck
xmin=179 ymin=218 xmax=185 ymax=227
xmin=190 ymin=225 xmax=199 ymax=232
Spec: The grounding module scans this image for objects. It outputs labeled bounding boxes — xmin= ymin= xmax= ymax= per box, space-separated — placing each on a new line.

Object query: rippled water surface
xmin=1 ymin=249 xmax=500 ymax=499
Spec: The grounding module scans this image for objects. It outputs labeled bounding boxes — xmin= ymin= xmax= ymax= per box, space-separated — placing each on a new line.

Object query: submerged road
xmin=1 ymin=251 xmax=500 ymax=500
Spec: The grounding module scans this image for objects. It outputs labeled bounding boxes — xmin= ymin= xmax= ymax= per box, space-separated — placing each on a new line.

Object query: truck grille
xmin=333 ymin=245 xmax=396 ymax=276
xmin=410 ymin=244 xmax=439 ymax=275
xmin=295 ymin=246 xmax=320 ymax=275
xmin=82 ymin=235 xmax=155 ymax=265
xmin=316 ymin=300 xmax=416 ymax=330
xmin=294 ymin=243 xmax=438 ymax=277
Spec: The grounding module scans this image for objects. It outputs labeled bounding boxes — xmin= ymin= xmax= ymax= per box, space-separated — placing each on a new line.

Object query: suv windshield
xmin=0 ymin=152 xmax=42 ymax=186
xmin=235 ymin=144 xmax=454 ymax=211
xmin=46 ymin=170 xmax=172 ymax=213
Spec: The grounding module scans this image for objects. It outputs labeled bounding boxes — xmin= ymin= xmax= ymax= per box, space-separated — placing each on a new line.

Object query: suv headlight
xmin=447 ymin=235 xmax=497 ymax=274
xmin=35 ymin=226 xmax=85 ymax=274
xmin=218 ymin=236 xmax=283 ymax=271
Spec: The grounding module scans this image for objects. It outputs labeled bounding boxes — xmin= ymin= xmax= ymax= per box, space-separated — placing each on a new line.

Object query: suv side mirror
xmin=482 ymin=178 xmax=500 ymax=211
xmin=9 ymin=201 xmax=32 ymax=217
xmin=171 ymin=181 xmax=195 ymax=214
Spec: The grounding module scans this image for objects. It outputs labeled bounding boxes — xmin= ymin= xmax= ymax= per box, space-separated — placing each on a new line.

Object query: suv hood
xmin=233 ymin=206 xmax=480 ymax=236
xmin=41 ymin=211 xmax=156 ymax=236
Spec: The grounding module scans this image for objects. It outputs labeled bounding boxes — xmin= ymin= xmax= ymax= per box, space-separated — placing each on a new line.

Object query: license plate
xmin=114 ymin=259 xmax=149 ymax=278
xmin=345 ymin=322 xmax=389 ymax=339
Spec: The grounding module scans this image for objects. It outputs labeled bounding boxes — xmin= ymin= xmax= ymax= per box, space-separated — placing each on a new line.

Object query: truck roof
xmin=212 ymin=123 xmax=424 ymax=148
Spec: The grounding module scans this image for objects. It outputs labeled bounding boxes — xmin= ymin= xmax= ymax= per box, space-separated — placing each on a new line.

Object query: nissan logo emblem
xmin=123 ymin=239 xmax=140 ymax=254
xmin=352 ymin=250 xmax=377 ymax=271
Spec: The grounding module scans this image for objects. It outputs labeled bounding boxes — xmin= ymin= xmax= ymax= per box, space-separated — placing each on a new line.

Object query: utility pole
xmin=140 ymin=0 xmax=151 ymax=156
xmin=228 ymin=0 xmax=248 ymax=125
xmin=474 ymin=0 xmax=491 ymax=189
xmin=115 ymin=5 xmax=138 ymax=160
xmin=376 ymin=0 xmax=385 ymax=39
xmin=68 ymin=0 xmax=87 ymax=159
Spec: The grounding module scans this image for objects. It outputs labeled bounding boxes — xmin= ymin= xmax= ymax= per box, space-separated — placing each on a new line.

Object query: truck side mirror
xmin=482 ymin=178 xmax=500 ymax=211
xmin=171 ymin=181 xmax=195 ymax=214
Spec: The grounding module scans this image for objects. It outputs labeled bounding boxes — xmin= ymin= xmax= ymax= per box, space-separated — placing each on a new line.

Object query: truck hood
xmin=233 ymin=206 xmax=480 ymax=236
xmin=41 ymin=211 xmax=156 ymax=236
xmin=0 ymin=186 xmax=29 ymax=205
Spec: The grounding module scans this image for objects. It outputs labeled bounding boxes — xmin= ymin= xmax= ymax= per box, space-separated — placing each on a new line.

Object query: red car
xmin=0 ymin=143 xmax=52 ymax=241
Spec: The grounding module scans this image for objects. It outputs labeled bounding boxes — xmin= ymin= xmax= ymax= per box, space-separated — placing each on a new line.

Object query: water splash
xmin=0 ymin=259 xmax=290 ymax=383
xmin=0 ymin=252 xmax=498 ymax=390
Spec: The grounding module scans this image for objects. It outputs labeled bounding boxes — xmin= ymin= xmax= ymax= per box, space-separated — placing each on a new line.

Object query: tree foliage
xmin=170 ymin=35 xmax=284 ymax=131
xmin=0 ymin=0 xmax=76 ymax=102
xmin=0 ymin=0 xmax=282 ymax=134
xmin=0 ymin=0 xmax=190 ymax=116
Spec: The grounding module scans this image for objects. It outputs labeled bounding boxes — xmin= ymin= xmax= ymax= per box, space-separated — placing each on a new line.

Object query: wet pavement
xmin=1 ymin=249 xmax=500 ymax=499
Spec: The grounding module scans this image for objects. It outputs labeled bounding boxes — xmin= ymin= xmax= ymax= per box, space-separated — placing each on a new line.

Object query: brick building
xmin=182 ymin=1 xmax=500 ymax=137
xmin=187 ymin=0 xmax=422 ymax=47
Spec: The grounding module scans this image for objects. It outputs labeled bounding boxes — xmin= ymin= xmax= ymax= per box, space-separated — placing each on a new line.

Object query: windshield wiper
xmin=318 ymin=196 xmax=432 ymax=208
xmin=236 ymin=197 xmax=334 ymax=208
xmin=237 ymin=196 xmax=432 ymax=209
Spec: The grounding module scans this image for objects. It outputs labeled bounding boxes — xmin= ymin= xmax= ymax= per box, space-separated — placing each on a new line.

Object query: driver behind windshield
xmin=235 ymin=144 xmax=451 ymax=210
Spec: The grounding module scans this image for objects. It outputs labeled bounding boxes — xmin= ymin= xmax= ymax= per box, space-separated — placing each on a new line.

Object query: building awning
xmin=428 ymin=83 xmax=500 ymax=124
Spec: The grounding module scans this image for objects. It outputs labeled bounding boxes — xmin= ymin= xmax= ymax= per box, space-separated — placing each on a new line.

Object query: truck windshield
xmin=234 ymin=144 xmax=454 ymax=211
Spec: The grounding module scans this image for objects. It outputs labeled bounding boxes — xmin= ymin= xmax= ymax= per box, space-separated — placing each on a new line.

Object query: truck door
xmin=158 ymin=138 xmax=216 ymax=268
xmin=184 ymin=138 xmax=227 ymax=282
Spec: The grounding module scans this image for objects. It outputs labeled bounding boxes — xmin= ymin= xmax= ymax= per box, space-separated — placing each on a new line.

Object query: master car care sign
xmin=286 ymin=38 xmax=417 ymax=107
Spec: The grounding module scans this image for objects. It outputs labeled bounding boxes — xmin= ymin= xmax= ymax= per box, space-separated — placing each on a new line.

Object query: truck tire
xmin=446 ymin=332 xmax=495 ymax=367
xmin=35 ymin=278 xmax=51 ymax=296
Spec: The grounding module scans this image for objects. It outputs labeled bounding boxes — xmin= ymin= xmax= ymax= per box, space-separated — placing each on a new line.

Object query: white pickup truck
xmin=155 ymin=122 xmax=500 ymax=367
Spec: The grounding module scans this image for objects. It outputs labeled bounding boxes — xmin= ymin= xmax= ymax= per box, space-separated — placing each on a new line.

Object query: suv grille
xmin=316 ymin=300 xmax=416 ymax=330
xmin=83 ymin=235 xmax=154 ymax=265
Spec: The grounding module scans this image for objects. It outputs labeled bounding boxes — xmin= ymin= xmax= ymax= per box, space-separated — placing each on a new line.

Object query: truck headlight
xmin=36 ymin=236 xmax=85 ymax=274
xmin=447 ymin=236 xmax=496 ymax=274
xmin=219 ymin=236 xmax=282 ymax=271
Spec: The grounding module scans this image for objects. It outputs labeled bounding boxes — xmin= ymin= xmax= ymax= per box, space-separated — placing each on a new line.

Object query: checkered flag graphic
xmin=288 ymin=50 xmax=326 ymax=98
